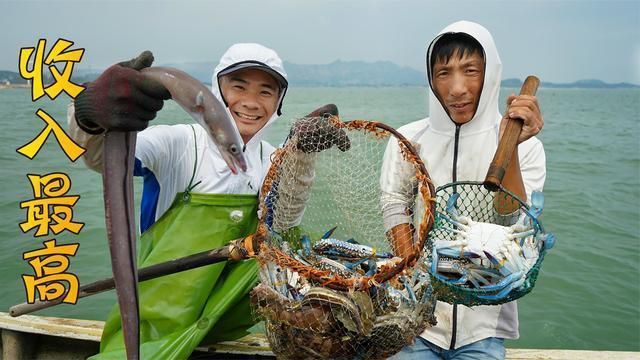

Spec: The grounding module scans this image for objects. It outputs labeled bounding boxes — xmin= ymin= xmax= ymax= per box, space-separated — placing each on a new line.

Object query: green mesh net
xmin=427 ymin=181 xmax=552 ymax=306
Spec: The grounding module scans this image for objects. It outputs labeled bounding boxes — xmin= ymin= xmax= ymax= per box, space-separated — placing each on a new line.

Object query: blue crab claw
xmin=483 ymin=250 xmax=512 ymax=277
xmin=346 ymin=238 xmax=358 ymax=244
xmin=430 ymin=250 xmax=439 ymax=275
xmin=530 ymin=191 xmax=544 ymax=219
xmin=542 ymin=233 xmax=556 ymax=250
xmin=364 ymin=259 xmax=377 ymax=276
xmin=466 ymin=272 xmax=483 ymax=289
xmin=321 ymin=226 xmax=338 ymax=239
xmin=449 ymin=273 xmax=471 ymax=286
xmin=476 ymin=285 xmax=512 ymax=301
xmin=446 ymin=192 xmax=461 ymax=218
xmin=400 ymin=276 xmax=417 ymax=302
xmin=421 ymin=283 xmax=434 ymax=304
xmin=301 ymin=235 xmax=312 ymax=257
xmin=433 ymin=270 xmax=473 ymax=288
xmin=477 ymin=276 xmax=525 ymax=301
xmin=433 ymin=272 xmax=454 ymax=284
xmin=478 ymin=271 xmax=523 ymax=292
xmin=344 ymin=257 xmax=368 ymax=270
xmin=376 ymin=251 xmax=395 ymax=259
xmin=466 ymin=269 xmax=497 ymax=287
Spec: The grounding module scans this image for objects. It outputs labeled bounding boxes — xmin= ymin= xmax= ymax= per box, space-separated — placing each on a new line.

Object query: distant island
xmin=500 ymin=77 xmax=639 ymax=89
xmin=2 ymin=62 xmax=638 ymax=89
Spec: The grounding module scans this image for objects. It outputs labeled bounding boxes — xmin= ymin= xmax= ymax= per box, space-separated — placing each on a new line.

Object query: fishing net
xmin=249 ymin=114 xmax=437 ymax=359
xmin=427 ymin=181 xmax=555 ymax=306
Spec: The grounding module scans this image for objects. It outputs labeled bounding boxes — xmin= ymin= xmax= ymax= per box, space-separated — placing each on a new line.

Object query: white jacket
xmin=380 ymin=21 xmax=546 ymax=349
xmin=68 ymin=43 xmax=288 ymax=232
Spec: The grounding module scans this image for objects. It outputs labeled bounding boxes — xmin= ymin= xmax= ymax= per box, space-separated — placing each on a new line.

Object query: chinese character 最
xmin=20 ymin=173 xmax=84 ymax=237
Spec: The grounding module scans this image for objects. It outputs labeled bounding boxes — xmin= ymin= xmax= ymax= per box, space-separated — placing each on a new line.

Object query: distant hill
xmin=161 ymin=62 xmax=216 ymax=84
xmin=0 ymin=70 xmax=28 ymax=84
xmin=1 ymin=64 xmax=638 ymax=88
xmin=501 ymin=78 xmax=640 ymax=89
xmin=0 ymin=69 xmax=99 ymax=85
xmin=163 ymin=60 xmax=424 ymax=86
xmin=283 ymin=60 xmax=423 ymax=86
xmin=168 ymin=61 xmax=637 ymax=88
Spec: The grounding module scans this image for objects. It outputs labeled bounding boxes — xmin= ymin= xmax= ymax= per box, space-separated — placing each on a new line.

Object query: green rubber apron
xmin=92 ymin=128 xmax=261 ymax=360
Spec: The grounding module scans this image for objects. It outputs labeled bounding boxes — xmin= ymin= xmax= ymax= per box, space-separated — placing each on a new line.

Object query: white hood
xmin=426 ymin=21 xmax=503 ymax=134
xmin=211 ymin=43 xmax=288 ymax=148
xmin=203 ymin=43 xmax=288 ymax=184
xmin=381 ymin=21 xmax=546 ymax=349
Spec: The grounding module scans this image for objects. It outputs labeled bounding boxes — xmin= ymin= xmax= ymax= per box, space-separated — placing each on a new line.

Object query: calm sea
xmin=0 ymin=86 xmax=638 ymax=352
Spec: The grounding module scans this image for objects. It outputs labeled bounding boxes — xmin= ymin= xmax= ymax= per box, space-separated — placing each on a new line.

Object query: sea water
xmin=0 ymin=86 xmax=638 ymax=351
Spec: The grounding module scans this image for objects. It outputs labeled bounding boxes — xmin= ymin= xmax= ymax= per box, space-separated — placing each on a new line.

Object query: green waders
xmin=92 ymin=191 xmax=260 ymax=360
xmin=92 ymin=125 xmax=262 ymax=359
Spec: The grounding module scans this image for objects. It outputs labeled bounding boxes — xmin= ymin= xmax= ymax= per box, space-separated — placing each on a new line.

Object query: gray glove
xmin=74 ymin=51 xmax=171 ymax=134
xmin=291 ymin=104 xmax=351 ymax=153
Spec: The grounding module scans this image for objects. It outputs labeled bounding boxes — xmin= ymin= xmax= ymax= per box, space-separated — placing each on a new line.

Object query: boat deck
xmin=0 ymin=312 xmax=637 ymax=359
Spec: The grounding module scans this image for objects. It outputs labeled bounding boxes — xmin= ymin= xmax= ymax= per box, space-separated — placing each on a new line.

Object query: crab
xmin=293 ymin=226 xmax=393 ymax=277
xmin=430 ymin=191 xmax=555 ymax=301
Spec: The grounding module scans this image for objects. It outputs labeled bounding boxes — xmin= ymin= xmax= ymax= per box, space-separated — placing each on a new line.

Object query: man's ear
xmin=217 ymin=75 xmax=230 ymax=108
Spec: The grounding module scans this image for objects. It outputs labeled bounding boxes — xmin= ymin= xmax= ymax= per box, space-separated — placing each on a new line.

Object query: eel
xmin=142 ymin=67 xmax=247 ymax=173
xmin=102 ymin=67 xmax=248 ymax=359
xmin=103 ymin=131 xmax=140 ymax=360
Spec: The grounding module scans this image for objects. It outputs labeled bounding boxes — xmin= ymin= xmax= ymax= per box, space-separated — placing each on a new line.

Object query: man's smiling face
xmin=219 ymin=68 xmax=280 ymax=143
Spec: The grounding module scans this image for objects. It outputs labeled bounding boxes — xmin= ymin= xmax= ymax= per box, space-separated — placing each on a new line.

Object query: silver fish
xmin=142 ymin=67 xmax=247 ymax=174
xmin=313 ymin=238 xmax=394 ymax=259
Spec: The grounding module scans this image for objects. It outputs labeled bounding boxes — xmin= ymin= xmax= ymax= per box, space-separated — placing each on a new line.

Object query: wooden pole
xmin=10 ymin=235 xmax=258 ymax=317
xmin=484 ymin=76 xmax=540 ymax=191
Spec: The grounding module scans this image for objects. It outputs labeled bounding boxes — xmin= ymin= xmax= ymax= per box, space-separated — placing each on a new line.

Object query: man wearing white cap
xmin=67 ymin=43 xmax=305 ymax=359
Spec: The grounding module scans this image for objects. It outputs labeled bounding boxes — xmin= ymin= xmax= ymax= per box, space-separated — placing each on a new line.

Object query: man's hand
xmin=387 ymin=223 xmax=414 ymax=259
xmin=74 ymin=51 xmax=171 ymax=134
xmin=291 ymin=104 xmax=351 ymax=153
xmin=500 ymin=94 xmax=544 ymax=144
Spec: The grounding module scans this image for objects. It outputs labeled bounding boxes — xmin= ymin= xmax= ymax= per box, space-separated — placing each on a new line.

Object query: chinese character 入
xmin=16 ymin=109 xmax=85 ymax=161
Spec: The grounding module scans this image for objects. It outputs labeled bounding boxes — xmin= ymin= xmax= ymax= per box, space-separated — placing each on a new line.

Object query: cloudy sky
xmin=2 ymin=0 xmax=639 ymax=84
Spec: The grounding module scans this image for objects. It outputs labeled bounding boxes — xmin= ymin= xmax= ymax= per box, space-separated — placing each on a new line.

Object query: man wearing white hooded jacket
xmin=384 ymin=22 xmax=546 ymax=359
xmin=66 ymin=43 xmax=334 ymax=359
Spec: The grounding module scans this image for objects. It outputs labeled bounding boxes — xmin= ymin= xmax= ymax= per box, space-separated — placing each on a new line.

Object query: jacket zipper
xmin=449 ymin=124 xmax=461 ymax=350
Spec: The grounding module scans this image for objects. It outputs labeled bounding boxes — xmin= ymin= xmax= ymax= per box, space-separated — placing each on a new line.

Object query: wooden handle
xmin=484 ymin=75 xmax=540 ymax=191
xmin=9 ymin=235 xmax=256 ymax=317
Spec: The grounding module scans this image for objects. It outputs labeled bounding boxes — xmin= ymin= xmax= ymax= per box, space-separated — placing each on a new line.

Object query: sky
xmin=1 ymin=0 xmax=639 ymax=84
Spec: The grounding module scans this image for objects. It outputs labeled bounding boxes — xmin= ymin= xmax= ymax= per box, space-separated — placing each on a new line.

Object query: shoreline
xmin=0 ymin=84 xmax=30 ymax=89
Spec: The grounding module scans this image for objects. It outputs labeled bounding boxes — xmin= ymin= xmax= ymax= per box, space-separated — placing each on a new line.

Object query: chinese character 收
xmin=20 ymin=173 xmax=84 ymax=237
xmin=22 ymin=239 xmax=79 ymax=304
xmin=19 ymin=38 xmax=85 ymax=101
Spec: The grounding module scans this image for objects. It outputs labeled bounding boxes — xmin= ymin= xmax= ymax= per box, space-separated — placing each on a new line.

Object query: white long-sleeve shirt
xmin=380 ymin=20 xmax=546 ymax=349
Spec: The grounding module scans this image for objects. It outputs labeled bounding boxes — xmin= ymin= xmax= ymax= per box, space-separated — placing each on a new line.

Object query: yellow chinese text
xmin=20 ymin=173 xmax=84 ymax=237
xmin=16 ymin=109 xmax=85 ymax=161
xmin=19 ymin=38 xmax=85 ymax=101
xmin=22 ymin=239 xmax=80 ymax=304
